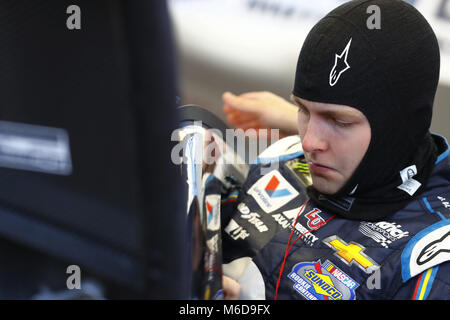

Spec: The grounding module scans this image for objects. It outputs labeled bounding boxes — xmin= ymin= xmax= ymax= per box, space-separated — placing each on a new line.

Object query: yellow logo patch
xmin=323 ymin=236 xmax=379 ymax=273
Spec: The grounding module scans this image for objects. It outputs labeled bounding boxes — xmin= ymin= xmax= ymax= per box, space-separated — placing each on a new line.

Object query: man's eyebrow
xmin=321 ymin=109 xmax=362 ymax=119
xmin=291 ymin=95 xmax=363 ymax=119
xmin=291 ymin=95 xmax=308 ymax=109
xmin=290 ymin=94 xmax=299 ymax=105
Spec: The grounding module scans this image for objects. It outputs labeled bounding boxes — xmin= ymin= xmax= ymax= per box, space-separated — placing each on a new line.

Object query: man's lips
xmin=308 ymin=161 xmax=335 ymax=175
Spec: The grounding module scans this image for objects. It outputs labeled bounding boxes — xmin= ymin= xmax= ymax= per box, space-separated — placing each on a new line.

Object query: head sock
xmin=293 ymin=0 xmax=440 ymax=221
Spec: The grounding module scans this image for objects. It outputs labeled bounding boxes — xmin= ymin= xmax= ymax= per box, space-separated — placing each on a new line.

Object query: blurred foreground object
xmin=0 ymin=0 xmax=186 ymax=299
xmin=176 ymin=105 xmax=249 ymax=299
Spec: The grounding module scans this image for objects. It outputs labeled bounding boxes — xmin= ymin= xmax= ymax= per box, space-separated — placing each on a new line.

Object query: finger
xmin=225 ymin=105 xmax=260 ymax=122
xmin=222 ymin=92 xmax=260 ymax=113
xmin=222 ymin=276 xmax=241 ymax=300
xmin=239 ymin=91 xmax=271 ymax=99
xmin=223 ymin=104 xmax=234 ymax=114
xmin=235 ymin=120 xmax=266 ymax=131
xmin=227 ymin=112 xmax=259 ymax=124
xmin=227 ymin=113 xmax=260 ymax=125
xmin=223 ymin=101 xmax=243 ymax=114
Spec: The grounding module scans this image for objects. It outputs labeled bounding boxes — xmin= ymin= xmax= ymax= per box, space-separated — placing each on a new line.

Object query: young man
xmin=216 ymin=0 xmax=450 ymax=299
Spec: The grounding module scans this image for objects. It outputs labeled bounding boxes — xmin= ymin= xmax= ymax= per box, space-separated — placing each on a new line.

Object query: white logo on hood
xmin=329 ymin=38 xmax=352 ymax=87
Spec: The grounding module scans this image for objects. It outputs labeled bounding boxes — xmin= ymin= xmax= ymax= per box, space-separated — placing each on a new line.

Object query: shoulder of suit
xmin=400 ymin=194 xmax=450 ymax=282
xmin=254 ymin=135 xmax=303 ymax=165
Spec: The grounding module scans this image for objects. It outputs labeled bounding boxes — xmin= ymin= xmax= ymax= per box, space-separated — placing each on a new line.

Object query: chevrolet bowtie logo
xmin=329 ymin=38 xmax=352 ymax=87
xmin=323 ymin=236 xmax=379 ymax=273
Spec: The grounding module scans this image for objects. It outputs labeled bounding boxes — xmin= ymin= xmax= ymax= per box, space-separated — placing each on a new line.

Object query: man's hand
xmin=202 ymin=130 xmax=220 ymax=174
xmin=222 ymin=91 xmax=299 ymax=138
xmin=222 ymin=276 xmax=241 ymax=300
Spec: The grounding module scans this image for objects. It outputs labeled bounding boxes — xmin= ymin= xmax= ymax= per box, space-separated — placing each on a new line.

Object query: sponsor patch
xmin=237 ymin=203 xmax=269 ymax=233
xmin=285 ymin=158 xmax=312 ymax=188
xmin=271 ymin=207 xmax=319 ymax=246
xmin=288 ymin=260 xmax=359 ymax=300
xmin=247 ymin=170 xmax=299 ymax=213
xmin=304 ymin=208 xmax=326 ymax=229
xmin=437 ymin=196 xmax=450 ymax=211
xmin=224 ymin=219 xmax=250 ymax=241
xmin=323 ymin=236 xmax=379 ymax=274
xmin=359 ymin=221 xmax=409 ymax=248
xmin=401 ymin=220 xmax=450 ymax=282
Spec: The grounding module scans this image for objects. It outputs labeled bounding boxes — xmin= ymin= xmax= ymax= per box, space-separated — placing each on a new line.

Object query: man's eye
xmin=298 ymin=106 xmax=309 ymax=115
xmin=334 ymin=119 xmax=352 ymax=127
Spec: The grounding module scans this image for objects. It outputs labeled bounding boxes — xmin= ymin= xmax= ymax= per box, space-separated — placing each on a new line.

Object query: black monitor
xmin=0 ymin=0 xmax=186 ymax=299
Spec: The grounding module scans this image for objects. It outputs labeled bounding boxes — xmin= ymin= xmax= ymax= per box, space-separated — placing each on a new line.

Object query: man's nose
xmin=301 ymin=118 xmax=328 ymax=153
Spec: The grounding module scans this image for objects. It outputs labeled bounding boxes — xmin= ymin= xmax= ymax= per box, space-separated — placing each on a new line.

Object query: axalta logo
xmin=288 ymin=260 xmax=358 ymax=300
xmin=271 ymin=207 xmax=319 ymax=246
xmin=247 ymin=170 xmax=299 ymax=213
xmin=323 ymin=236 xmax=379 ymax=274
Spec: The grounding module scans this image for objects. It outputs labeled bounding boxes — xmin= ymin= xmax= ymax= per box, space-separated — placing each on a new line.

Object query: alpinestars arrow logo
xmin=329 ymin=38 xmax=352 ymax=87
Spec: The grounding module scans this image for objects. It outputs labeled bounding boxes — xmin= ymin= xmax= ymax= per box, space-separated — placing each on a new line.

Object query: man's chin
xmin=311 ymin=176 xmax=342 ymax=195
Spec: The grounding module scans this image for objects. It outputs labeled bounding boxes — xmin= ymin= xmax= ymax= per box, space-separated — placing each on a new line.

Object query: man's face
xmin=292 ymin=96 xmax=371 ymax=195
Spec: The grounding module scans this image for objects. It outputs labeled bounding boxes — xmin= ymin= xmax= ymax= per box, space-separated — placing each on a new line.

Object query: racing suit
xmin=208 ymin=133 xmax=450 ymax=300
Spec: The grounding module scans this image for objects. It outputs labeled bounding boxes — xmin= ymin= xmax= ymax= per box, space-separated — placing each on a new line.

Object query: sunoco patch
xmin=288 ymin=260 xmax=359 ymax=300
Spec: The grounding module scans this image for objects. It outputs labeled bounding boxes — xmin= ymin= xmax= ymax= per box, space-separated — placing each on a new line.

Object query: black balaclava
xmin=293 ymin=0 xmax=440 ymax=221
